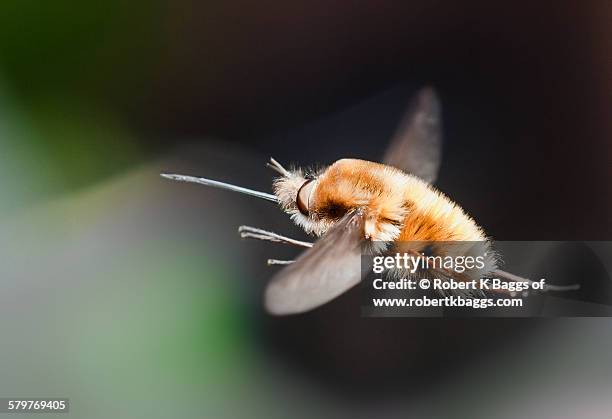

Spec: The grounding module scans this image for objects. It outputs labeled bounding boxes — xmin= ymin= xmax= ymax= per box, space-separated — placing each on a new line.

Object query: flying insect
xmin=162 ymin=87 xmax=577 ymax=315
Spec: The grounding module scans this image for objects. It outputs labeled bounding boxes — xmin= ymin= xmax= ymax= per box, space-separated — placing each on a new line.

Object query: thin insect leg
xmin=238 ymin=225 xmax=313 ymax=248
xmin=400 ymin=249 xmax=494 ymax=294
xmin=267 ymin=259 xmax=295 ymax=266
xmin=266 ymin=157 xmax=291 ymax=177
xmin=493 ymin=269 xmax=580 ymax=292
xmin=396 ymin=250 xmax=578 ymax=297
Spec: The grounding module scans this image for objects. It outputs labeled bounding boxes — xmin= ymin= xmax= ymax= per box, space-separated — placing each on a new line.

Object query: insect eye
xmin=324 ymin=203 xmax=347 ymax=220
xmin=296 ymin=179 xmax=314 ymax=216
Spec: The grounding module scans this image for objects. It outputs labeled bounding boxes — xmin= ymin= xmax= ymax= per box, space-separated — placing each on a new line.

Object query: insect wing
xmin=383 ymin=87 xmax=442 ymax=184
xmin=264 ymin=210 xmax=366 ymax=315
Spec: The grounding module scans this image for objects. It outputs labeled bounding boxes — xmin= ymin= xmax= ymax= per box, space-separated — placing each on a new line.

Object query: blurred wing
xmin=383 ymin=86 xmax=442 ymax=184
xmin=264 ymin=209 xmax=366 ymax=315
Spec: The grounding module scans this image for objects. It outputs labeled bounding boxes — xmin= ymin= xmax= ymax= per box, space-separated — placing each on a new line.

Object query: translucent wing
xmin=383 ymin=87 xmax=442 ymax=184
xmin=264 ymin=209 xmax=366 ymax=315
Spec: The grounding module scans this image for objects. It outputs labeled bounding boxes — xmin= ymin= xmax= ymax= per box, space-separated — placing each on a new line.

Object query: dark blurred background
xmin=0 ymin=1 xmax=611 ymax=418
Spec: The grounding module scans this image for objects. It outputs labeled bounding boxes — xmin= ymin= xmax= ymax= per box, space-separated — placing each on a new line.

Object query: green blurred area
xmin=0 ymin=0 xmax=163 ymax=214
xmin=0 ymin=173 xmax=265 ymax=418
xmin=0 ymin=4 xmax=272 ymax=416
xmin=0 ymin=0 xmax=160 ymax=96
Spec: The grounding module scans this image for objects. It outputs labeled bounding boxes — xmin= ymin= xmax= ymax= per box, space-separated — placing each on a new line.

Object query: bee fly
xmin=162 ymin=87 xmax=578 ymax=315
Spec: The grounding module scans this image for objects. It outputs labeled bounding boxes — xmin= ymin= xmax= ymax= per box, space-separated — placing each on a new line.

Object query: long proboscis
xmin=160 ymin=173 xmax=280 ymax=203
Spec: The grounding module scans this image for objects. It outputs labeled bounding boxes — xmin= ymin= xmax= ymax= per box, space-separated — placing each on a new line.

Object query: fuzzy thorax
xmin=273 ymin=159 xmax=408 ymax=240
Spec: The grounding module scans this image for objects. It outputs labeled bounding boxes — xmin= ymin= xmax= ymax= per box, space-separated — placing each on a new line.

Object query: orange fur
xmin=273 ymin=158 xmax=497 ymax=282
xmin=309 ymin=159 xmax=487 ymax=242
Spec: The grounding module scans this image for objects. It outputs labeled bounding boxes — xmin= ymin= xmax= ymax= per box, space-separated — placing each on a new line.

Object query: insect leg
xmin=401 ymin=250 xmax=578 ymax=296
xmin=266 ymin=157 xmax=292 ymax=177
xmin=238 ymin=225 xmax=313 ymax=248
xmin=492 ymin=269 xmax=580 ymax=293
xmin=267 ymin=259 xmax=295 ymax=266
